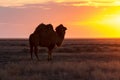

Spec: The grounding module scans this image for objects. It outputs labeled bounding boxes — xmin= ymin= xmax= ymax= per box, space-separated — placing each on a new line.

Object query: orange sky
xmin=0 ymin=0 xmax=120 ymax=38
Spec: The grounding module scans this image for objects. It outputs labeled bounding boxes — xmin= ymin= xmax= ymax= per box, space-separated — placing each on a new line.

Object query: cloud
xmin=0 ymin=0 xmax=120 ymax=7
xmin=0 ymin=0 xmax=50 ymax=7
xmin=63 ymin=0 xmax=120 ymax=6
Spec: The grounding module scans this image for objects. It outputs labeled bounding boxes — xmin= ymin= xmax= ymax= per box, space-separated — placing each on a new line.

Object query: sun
xmin=101 ymin=14 xmax=120 ymax=28
xmin=114 ymin=1 xmax=120 ymax=5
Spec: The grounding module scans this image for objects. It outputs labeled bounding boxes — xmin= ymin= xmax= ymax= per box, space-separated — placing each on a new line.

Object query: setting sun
xmin=102 ymin=14 xmax=120 ymax=26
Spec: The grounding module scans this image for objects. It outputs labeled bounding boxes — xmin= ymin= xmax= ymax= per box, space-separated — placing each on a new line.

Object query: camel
xmin=29 ymin=23 xmax=67 ymax=61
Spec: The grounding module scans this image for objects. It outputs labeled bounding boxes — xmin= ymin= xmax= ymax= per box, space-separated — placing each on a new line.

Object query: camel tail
xmin=29 ymin=34 xmax=34 ymax=59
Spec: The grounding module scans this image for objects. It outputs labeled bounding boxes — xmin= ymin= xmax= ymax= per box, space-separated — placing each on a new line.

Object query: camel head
xmin=55 ymin=24 xmax=67 ymax=47
xmin=55 ymin=24 xmax=67 ymax=38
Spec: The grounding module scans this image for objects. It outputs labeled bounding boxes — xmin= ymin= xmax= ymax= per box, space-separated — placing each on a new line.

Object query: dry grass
xmin=0 ymin=59 xmax=120 ymax=80
xmin=0 ymin=39 xmax=120 ymax=80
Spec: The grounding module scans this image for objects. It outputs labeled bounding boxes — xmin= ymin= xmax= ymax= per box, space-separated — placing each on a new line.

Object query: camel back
xmin=33 ymin=23 xmax=54 ymax=34
xmin=33 ymin=23 xmax=56 ymax=46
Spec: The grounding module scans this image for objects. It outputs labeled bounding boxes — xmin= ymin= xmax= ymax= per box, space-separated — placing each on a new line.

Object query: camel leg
xmin=30 ymin=45 xmax=33 ymax=60
xmin=48 ymin=49 xmax=52 ymax=61
xmin=34 ymin=46 xmax=40 ymax=61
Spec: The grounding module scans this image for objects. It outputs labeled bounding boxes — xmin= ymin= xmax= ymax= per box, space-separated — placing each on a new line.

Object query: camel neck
xmin=56 ymin=32 xmax=65 ymax=39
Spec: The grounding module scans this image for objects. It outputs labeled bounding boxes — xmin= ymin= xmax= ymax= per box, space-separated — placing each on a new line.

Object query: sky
xmin=1 ymin=0 xmax=120 ymax=38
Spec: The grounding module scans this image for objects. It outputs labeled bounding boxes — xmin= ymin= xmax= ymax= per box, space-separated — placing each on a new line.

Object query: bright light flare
xmin=102 ymin=15 xmax=120 ymax=27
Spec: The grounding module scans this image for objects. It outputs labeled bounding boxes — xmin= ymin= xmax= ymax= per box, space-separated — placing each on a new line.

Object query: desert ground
xmin=0 ymin=39 xmax=120 ymax=80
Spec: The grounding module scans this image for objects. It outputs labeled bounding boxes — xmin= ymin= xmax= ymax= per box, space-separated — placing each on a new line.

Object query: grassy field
xmin=0 ymin=39 xmax=120 ymax=80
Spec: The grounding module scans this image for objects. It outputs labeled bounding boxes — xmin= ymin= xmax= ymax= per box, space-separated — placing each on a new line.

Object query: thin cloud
xmin=15 ymin=4 xmax=51 ymax=10
xmin=0 ymin=0 xmax=51 ymax=7
xmin=64 ymin=0 xmax=120 ymax=6
xmin=0 ymin=0 xmax=120 ymax=7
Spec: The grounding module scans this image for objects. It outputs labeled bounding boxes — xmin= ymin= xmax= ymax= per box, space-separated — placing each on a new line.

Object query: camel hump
xmin=33 ymin=23 xmax=46 ymax=34
xmin=46 ymin=24 xmax=54 ymax=32
xmin=33 ymin=23 xmax=54 ymax=34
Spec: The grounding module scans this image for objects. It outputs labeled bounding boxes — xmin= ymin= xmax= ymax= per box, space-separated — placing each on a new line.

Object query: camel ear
xmin=63 ymin=27 xmax=67 ymax=30
xmin=65 ymin=27 xmax=67 ymax=30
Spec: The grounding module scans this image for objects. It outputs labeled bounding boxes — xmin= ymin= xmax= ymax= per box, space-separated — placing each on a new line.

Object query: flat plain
xmin=0 ymin=39 xmax=120 ymax=80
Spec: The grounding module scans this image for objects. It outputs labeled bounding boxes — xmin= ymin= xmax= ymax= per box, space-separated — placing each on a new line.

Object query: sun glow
xmin=75 ymin=7 xmax=120 ymax=38
xmin=114 ymin=1 xmax=120 ymax=5
xmin=99 ymin=12 xmax=120 ymax=38
xmin=102 ymin=15 xmax=120 ymax=27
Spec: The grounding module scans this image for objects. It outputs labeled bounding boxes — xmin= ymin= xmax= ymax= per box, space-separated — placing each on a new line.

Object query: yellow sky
xmin=71 ymin=6 xmax=120 ymax=38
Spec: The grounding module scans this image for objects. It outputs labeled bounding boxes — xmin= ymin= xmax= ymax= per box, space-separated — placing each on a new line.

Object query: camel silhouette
xmin=29 ymin=23 xmax=67 ymax=61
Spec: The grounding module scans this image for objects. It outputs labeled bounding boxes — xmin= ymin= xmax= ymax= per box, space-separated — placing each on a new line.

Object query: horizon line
xmin=1 ymin=37 xmax=120 ymax=40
